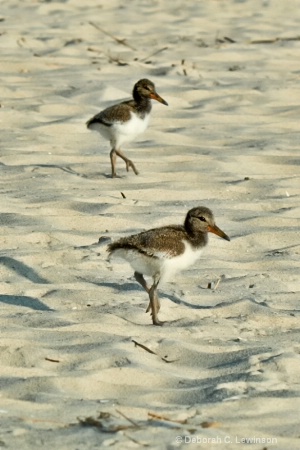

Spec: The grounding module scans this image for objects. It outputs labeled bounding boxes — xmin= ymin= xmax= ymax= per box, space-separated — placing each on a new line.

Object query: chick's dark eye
xmin=198 ymin=216 xmax=206 ymax=222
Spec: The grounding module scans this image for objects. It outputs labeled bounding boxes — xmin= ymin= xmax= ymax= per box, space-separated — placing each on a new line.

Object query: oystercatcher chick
xmin=108 ymin=206 xmax=230 ymax=325
xmin=86 ymin=79 xmax=168 ymax=178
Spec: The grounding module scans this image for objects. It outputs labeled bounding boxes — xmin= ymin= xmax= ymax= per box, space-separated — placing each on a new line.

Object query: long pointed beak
xmin=208 ymin=224 xmax=230 ymax=241
xmin=150 ymin=92 xmax=168 ymax=106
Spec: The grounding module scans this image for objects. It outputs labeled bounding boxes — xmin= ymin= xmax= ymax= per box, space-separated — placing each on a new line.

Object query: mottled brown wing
xmin=88 ymin=101 xmax=134 ymax=127
xmin=109 ymin=226 xmax=187 ymax=259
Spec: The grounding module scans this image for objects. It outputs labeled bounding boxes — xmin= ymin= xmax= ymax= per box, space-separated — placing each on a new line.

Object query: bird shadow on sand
xmin=31 ymin=163 xmax=88 ymax=178
xmin=1 ymin=162 xmax=87 ymax=178
xmin=94 ymin=280 xmax=293 ymax=313
xmin=95 ymin=280 xmax=227 ymax=310
xmin=79 ymin=171 xmax=110 ymax=179
xmin=0 ymin=295 xmax=53 ymax=311
xmin=101 ymin=172 xmax=133 ymax=179
xmin=29 ymin=162 xmax=138 ymax=179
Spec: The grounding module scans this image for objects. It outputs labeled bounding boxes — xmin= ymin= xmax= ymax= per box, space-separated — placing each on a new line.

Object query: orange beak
xmin=208 ymin=224 xmax=230 ymax=241
xmin=150 ymin=92 xmax=168 ymax=106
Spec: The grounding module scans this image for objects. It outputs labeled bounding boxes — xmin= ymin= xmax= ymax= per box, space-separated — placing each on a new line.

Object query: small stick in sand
xmin=250 ymin=36 xmax=300 ymax=44
xmin=140 ymin=46 xmax=168 ymax=62
xmin=132 ymin=340 xmax=178 ymax=363
xmin=207 ymin=276 xmax=222 ymax=290
xmin=213 ymin=277 xmax=222 ymax=290
xmin=115 ymin=409 xmax=140 ymax=428
xmin=148 ymin=412 xmax=187 ymax=425
xmin=161 ymin=356 xmax=178 ymax=363
xmin=181 ymin=59 xmax=187 ymax=76
xmin=132 ymin=339 xmax=156 ymax=354
xmin=124 ymin=434 xmax=149 ymax=447
xmin=89 ymin=21 xmax=137 ymax=51
xmin=45 ymin=357 xmax=60 ymax=363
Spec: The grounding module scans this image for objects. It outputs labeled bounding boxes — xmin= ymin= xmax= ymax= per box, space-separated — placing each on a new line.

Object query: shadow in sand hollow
xmin=0 ymin=256 xmax=49 ymax=284
xmin=0 ymin=295 xmax=53 ymax=311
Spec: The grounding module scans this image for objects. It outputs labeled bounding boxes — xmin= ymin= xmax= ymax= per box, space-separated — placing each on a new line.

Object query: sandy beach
xmin=0 ymin=0 xmax=300 ymax=448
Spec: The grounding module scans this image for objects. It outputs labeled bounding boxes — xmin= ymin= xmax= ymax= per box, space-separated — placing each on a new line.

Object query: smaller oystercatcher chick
xmin=108 ymin=206 xmax=230 ymax=325
xmin=86 ymin=79 xmax=168 ymax=178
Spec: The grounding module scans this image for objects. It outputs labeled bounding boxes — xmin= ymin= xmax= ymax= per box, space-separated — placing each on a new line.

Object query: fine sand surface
xmin=1 ymin=0 xmax=300 ymax=448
